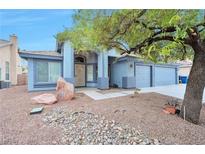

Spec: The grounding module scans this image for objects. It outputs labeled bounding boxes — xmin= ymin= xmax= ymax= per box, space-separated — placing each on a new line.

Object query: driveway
xmin=78 ymin=84 xmax=205 ymax=102
xmin=140 ymin=84 xmax=205 ymax=103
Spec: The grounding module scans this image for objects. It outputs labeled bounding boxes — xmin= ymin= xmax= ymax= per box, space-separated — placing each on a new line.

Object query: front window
xmin=36 ymin=61 xmax=61 ymax=83
xmin=49 ymin=62 xmax=61 ymax=82
xmin=5 ymin=62 xmax=9 ymax=80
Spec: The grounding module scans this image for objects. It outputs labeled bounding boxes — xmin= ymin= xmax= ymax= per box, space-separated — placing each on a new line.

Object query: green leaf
xmin=169 ymin=14 xmax=181 ymax=26
xmin=56 ymin=9 xmax=200 ymax=62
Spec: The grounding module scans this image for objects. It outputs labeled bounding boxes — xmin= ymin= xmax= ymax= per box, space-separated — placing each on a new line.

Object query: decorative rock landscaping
xmin=2 ymin=86 xmax=205 ymax=145
xmin=42 ymin=107 xmax=160 ymax=145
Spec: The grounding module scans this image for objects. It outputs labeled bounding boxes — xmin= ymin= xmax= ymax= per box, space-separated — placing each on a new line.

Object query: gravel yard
xmin=1 ymin=86 xmax=205 ymax=144
xmin=43 ymin=108 xmax=159 ymax=145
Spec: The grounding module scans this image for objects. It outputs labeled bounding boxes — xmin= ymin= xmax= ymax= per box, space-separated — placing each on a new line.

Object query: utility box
xmin=0 ymin=81 xmax=11 ymax=89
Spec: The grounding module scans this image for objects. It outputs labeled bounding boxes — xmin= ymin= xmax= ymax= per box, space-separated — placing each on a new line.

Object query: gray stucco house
xmin=19 ymin=41 xmax=179 ymax=91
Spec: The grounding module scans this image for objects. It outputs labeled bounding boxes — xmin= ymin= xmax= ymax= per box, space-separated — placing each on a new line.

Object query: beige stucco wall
xmin=0 ymin=35 xmax=23 ymax=85
xmin=0 ymin=45 xmax=11 ymax=81
xmin=178 ymin=66 xmax=192 ymax=76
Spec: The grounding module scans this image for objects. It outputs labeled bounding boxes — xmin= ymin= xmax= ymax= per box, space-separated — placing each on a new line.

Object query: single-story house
xmin=19 ymin=41 xmax=179 ymax=91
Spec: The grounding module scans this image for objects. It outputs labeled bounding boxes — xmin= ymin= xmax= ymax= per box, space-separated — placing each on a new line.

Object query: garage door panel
xmin=135 ymin=65 xmax=151 ymax=88
xmin=155 ymin=67 xmax=176 ymax=86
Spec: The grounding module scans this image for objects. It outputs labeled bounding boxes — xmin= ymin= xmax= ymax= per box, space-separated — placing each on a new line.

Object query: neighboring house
xmin=177 ymin=60 xmax=192 ymax=76
xmin=0 ymin=35 xmax=23 ymax=88
xmin=19 ymin=41 xmax=179 ymax=92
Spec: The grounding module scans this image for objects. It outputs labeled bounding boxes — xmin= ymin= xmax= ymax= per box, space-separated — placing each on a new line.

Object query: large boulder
xmin=56 ymin=77 xmax=74 ymax=101
xmin=31 ymin=93 xmax=57 ymax=105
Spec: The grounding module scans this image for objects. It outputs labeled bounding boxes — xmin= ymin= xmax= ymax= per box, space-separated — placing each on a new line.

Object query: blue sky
xmin=0 ymin=9 xmax=75 ymax=50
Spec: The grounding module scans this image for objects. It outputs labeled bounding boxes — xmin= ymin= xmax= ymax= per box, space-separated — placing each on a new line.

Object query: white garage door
xmin=155 ymin=66 xmax=176 ymax=86
xmin=135 ymin=65 xmax=151 ymax=88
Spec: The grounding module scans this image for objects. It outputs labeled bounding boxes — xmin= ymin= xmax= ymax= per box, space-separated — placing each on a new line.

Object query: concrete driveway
xmin=140 ymin=84 xmax=205 ymax=103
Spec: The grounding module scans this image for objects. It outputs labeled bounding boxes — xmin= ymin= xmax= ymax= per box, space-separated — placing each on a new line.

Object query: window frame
xmin=34 ymin=60 xmax=62 ymax=85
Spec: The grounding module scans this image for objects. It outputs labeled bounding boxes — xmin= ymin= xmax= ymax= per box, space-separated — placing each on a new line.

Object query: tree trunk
xmin=180 ymin=43 xmax=205 ymax=124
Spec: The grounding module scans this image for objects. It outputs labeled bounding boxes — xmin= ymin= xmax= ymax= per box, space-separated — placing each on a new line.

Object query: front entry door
xmin=75 ymin=64 xmax=86 ymax=87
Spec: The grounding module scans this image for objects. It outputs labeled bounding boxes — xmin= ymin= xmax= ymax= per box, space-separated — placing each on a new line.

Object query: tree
xmin=57 ymin=10 xmax=205 ymax=124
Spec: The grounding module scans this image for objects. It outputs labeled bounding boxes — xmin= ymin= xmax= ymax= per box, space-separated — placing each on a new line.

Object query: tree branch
xmin=181 ymin=44 xmax=187 ymax=60
xmin=129 ymin=35 xmax=175 ymax=53
xmin=107 ymin=10 xmax=204 ymax=55
xmin=128 ymin=34 xmax=191 ymax=54
xmin=108 ymin=9 xmax=147 ymax=40
xmin=198 ymin=27 xmax=205 ymax=33
xmin=196 ymin=22 xmax=205 ymax=28
xmin=186 ymin=27 xmax=200 ymax=44
xmin=109 ymin=40 xmax=129 ymax=52
xmin=108 ymin=12 xmax=132 ymax=39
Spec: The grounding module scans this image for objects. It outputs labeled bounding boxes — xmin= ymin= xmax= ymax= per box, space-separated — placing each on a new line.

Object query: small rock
xmin=153 ymin=139 xmax=160 ymax=145
xmin=42 ymin=107 xmax=158 ymax=145
xmin=114 ymin=110 xmax=120 ymax=113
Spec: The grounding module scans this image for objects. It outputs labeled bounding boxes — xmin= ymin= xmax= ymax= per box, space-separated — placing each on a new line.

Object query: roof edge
xmin=0 ymin=42 xmax=12 ymax=48
xmin=19 ymin=51 xmax=63 ymax=60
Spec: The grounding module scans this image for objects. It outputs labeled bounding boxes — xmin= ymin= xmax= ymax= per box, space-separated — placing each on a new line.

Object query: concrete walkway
xmin=78 ymin=84 xmax=205 ymax=102
xmin=82 ymin=90 xmax=134 ymax=100
xmin=139 ymin=84 xmax=205 ymax=103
